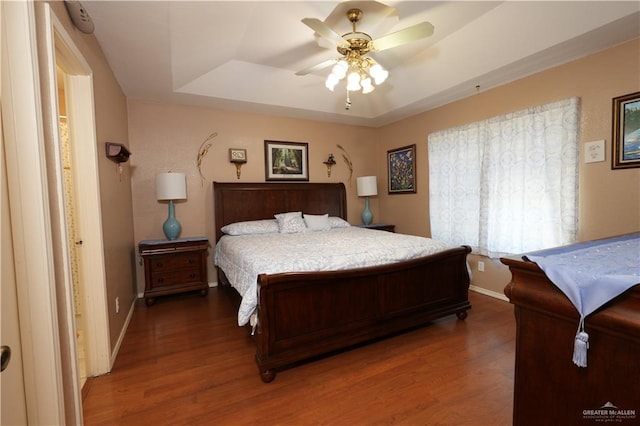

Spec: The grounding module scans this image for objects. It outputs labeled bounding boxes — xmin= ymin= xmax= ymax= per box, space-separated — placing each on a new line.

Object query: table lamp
xmin=357 ymin=176 xmax=377 ymax=225
xmin=156 ymin=172 xmax=187 ymax=240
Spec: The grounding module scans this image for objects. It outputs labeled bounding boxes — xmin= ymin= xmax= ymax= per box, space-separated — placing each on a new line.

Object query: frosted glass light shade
xmin=332 ymin=60 xmax=348 ymax=79
xmin=156 ymin=172 xmax=187 ymax=201
xmin=370 ymin=64 xmax=388 ymax=85
xmin=361 ymin=77 xmax=374 ymax=94
xmin=346 ymin=72 xmax=361 ymax=91
xmin=357 ymin=176 xmax=378 ymax=197
xmin=325 ymin=73 xmax=339 ymax=91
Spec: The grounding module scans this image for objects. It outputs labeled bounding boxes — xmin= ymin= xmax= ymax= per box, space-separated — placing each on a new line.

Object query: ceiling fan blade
xmin=295 ymin=58 xmax=338 ymax=76
xmin=371 ymin=21 xmax=434 ymax=52
xmin=302 ymin=18 xmax=350 ymax=49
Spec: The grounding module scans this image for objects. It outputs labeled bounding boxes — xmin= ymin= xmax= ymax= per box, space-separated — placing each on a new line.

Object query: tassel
xmin=250 ymin=312 xmax=258 ymax=336
xmin=572 ymin=318 xmax=589 ymax=367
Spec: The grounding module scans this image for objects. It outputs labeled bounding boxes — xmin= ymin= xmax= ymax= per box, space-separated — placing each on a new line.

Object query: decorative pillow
xmin=328 ymin=216 xmax=351 ymax=228
xmin=220 ymin=219 xmax=279 ymax=236
xmin=274 ymin=211 xmax=307 ymax=234
xmin=303 ymin=213 xmax=331 ymax=231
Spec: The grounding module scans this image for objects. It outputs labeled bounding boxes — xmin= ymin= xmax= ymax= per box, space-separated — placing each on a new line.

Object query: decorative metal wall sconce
xmin=105 ymin=142 xmax=131 ymax=181
xmin=323 ymin=153 xmax=336 ymax=177
xmin=105 ymin=142 xmax=131 ymax=163
xmin=229 ymin=148 xmax=247 ymax=179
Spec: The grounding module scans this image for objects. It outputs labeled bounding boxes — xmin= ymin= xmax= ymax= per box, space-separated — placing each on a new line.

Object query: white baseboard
xmin=469 ymin=285 xmax=510 ymax=302
xmin=110 ymin=297 xmax=136 ymax=370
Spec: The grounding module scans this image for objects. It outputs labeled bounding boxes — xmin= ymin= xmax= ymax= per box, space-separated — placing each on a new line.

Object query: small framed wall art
xmin=229 ymin=148 xmax=247 ymax=163
xmin=387 ymin=144 xmax=416 ymax=194
xmin=612 ymin=91 xmax=640 ymax=169
xmin=229 ymin=148 xmax=247 ymax=179
xmin=264 ymin=140 xmax=309 ymax=181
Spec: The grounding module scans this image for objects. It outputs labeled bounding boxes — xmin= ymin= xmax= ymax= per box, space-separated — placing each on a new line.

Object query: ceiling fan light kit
xmin=325 ymin=55 xmax=387 ymax=94
xmin=299 ymin=6 xmax=433 ymax=108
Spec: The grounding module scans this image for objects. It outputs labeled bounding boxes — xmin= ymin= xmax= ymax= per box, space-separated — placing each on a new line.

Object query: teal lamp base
xmin=361 ymin=197 xmax=373 ymax=226
xmin=163 ymin=200 xmax=182 ymax=240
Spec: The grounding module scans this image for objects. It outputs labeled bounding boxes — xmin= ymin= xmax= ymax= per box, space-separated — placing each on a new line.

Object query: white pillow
xmin=221 ymin=219 xmax=279 ymax=236
xmin=328 ymin=216 xmax=351 ymax=228
xmin=303 ymin=213 xmax=331 ymax=231
xmin=274 ymin=211 xmax=307 ymax=234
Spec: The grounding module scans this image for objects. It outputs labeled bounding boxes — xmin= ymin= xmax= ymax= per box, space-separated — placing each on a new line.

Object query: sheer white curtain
xmin=428 ymin=97 xmax=580 ymax=257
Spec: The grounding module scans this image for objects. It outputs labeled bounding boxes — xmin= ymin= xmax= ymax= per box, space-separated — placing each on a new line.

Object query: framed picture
xmin=229 ymin=148 xmax=247 ymax=163
xmin=264 ymin=140 xmax=309 ymax=181
xmin=612 ymin=91 xmax=640 ymax=169
xmin=387 ymin=144 xmax=416 ymax=194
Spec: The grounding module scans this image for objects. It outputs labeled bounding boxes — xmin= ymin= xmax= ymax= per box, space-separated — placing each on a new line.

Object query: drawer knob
xmin=156 ymin=262 xmax=163 ymax=268
xmin=189 ymin=273 xmax=196 ymax=279
xmin=157 ymin=277 xmax=164 ymax=283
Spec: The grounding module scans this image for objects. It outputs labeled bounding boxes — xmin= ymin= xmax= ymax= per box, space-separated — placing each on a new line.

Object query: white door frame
xmin=43 ymin=3 xmax=111 ymax=378
xmin=1 ymin=1 xmax=65 ymax=423
xmin=2 ymin=1 xmax=111 ymax=423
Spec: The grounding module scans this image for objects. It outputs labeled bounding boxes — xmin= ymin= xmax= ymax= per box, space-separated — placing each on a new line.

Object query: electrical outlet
xmin=478 ymin=261 xmax=485 ymax=272
xmin=115 ymin=297 xmax=120 ymax=313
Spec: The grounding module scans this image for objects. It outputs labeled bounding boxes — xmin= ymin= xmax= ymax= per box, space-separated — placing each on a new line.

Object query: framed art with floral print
xmin=264 ymin=140 xmax=309 ymax=181
xmin=612 ymin=91 xmax=640 ymax=169
xmin=387 ymin=144 xmax=416 ymax=194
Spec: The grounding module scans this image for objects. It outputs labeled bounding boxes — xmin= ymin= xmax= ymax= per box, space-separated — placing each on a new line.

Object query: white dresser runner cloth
xmin=524 ymin=233 xmax=640 ymax=367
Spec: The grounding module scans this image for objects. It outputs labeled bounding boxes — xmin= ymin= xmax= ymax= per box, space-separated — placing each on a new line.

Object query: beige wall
xmin=46 ymin=1 xmax=135 ymax=350
xmin=128 ymin=40 xmax=639 ymax=297
xmin=378 ymin=39 xmax=640 ymax=296
xmin=128 ymin=101 xmax=379 ymax=291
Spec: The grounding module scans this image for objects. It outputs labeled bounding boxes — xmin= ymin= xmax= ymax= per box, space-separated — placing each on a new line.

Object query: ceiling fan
xmin=296 ymin=7 xmax=434 ymax=98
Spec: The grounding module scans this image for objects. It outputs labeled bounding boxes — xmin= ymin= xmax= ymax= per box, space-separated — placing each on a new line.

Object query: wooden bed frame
xmin=214 ymin=181 xmax=471 ymax=382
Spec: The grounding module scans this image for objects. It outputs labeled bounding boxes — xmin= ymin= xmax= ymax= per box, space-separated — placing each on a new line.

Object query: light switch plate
xmin=584 ymin=140 xmax=605 ymax=163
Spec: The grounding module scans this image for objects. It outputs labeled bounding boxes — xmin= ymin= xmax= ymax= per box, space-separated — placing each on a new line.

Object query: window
xmin=428 ymin=97 xmax=580 ymax=257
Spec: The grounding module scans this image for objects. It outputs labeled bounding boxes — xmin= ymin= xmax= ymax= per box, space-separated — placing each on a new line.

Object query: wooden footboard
xmin=254 ymin=245 xmax=472 ymax=382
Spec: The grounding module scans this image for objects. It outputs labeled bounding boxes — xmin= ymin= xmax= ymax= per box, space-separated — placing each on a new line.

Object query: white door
xmin=37 ymin=3 xmax=112 ymax=422
xmin=1 ymin=1 xmax=69 ymax=423
xmin=1 ymin=35 xmax=29 ymax=421
xmin=2 ymin=2 xmax=111 ymax=422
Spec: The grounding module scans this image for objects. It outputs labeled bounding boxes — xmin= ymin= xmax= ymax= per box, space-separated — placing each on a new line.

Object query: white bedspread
xmin=214 ymin=227 xmax=451 ymax=326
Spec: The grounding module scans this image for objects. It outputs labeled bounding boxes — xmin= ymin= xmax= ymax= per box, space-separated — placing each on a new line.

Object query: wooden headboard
xmin=213 ymin=182 xmax=347 ymax=241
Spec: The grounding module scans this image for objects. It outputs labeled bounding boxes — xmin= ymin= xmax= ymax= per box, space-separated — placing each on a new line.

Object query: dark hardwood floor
xmin=83 ymin=288 xmax=515 ymax=425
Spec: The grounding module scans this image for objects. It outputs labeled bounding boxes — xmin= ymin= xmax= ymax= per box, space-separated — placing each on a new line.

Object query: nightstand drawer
xmin=149 ymin=253 xmax=201 ymax=272
xmin=149 ymin=267 xmax=202 ymax=289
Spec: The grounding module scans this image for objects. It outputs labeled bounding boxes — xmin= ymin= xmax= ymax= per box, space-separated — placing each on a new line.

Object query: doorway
xmin=46 ymin=5 xmax=112 ymax=387
xmin=57 ymin=67 xmax=88 ymax=388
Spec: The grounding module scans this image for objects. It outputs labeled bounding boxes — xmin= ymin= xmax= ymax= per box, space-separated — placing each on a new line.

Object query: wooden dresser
xmin=139 ymin=237 xmax=209 ymax=306
xmin=501 ymin=255 xmax=640 ymax=425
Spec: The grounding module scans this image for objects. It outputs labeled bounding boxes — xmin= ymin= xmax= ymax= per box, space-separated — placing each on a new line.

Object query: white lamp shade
xmin=156 ymin=172 xmax=187 ymax=201
xmin=357 ymin=176 xmax=378 ymax=197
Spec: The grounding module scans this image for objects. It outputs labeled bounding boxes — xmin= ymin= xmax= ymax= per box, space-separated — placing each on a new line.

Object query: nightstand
xmin=138 ymin=237 xmax=209 ymax=306
xmin=356 ymin=223 xmax=396 ymax=232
